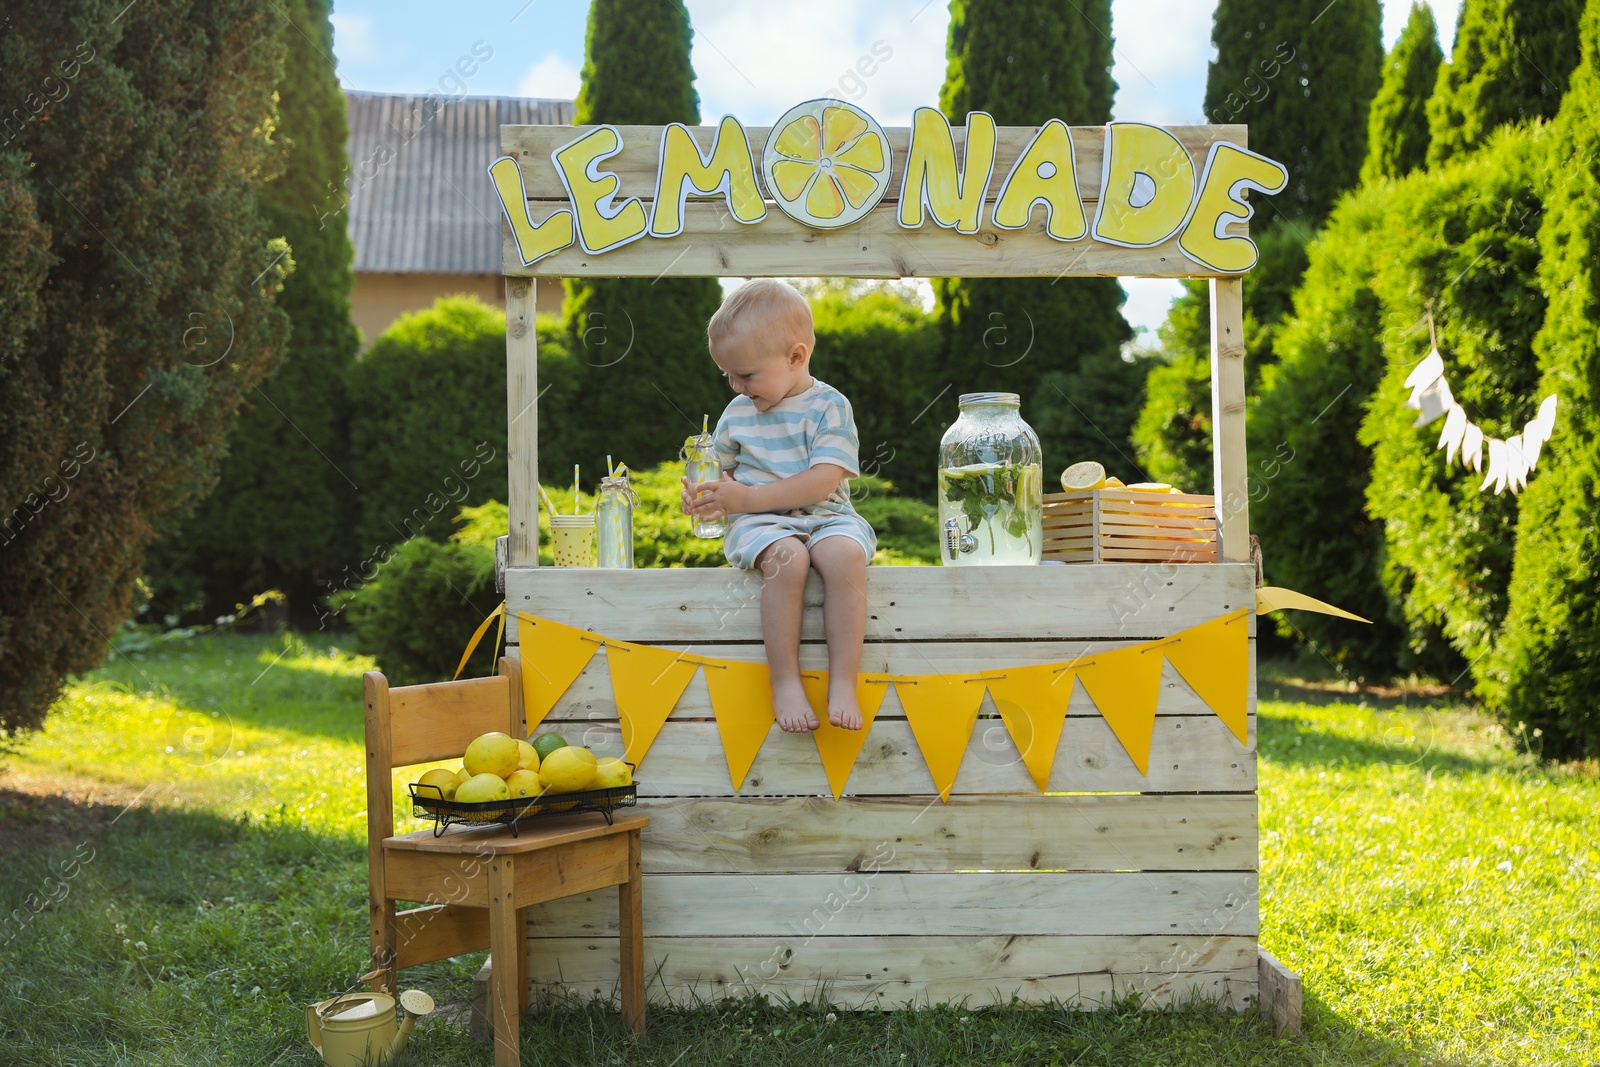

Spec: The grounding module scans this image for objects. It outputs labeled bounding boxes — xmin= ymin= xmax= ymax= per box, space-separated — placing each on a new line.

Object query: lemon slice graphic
xmin=763 ymin=99 xmax=893 ymax=229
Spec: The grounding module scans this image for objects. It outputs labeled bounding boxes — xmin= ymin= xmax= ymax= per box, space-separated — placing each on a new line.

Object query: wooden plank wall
xmin=499 ymin=123 xmax=1248 ymax=279
xmin=504 ymin=565 xmax=1260 ymax=1009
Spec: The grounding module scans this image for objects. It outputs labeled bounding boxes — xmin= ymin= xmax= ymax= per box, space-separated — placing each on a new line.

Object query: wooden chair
xmin=364 ymin=656 xmax=647 ymax=1066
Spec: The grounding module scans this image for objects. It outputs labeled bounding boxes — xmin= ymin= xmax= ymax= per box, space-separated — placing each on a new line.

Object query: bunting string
xmin=449 ymin=593 xmax=1364 ymax=803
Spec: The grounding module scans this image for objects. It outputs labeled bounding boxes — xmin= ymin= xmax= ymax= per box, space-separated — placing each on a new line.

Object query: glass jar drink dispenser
xmin=937 ymin=392 xmax=1044 ymax=565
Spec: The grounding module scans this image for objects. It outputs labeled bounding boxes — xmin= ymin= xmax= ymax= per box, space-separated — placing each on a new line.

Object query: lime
xmin=531 ymin=733 xmax=569 ymax=762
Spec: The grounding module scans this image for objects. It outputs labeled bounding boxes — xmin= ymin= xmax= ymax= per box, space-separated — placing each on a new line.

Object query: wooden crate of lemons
xmin=411 ymin=732 xmax=633 ymax=823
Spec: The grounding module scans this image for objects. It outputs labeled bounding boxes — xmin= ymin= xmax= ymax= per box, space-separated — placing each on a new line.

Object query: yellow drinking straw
xmin=571 ymin=464 xmax=581 ymax=513
xmin=701 ymin=414 xmax=709 ymax=438
xmin=538 ymin=485 xmax=556 ymax=516
xmin=606 ymin=454 xmax=615 ymax=478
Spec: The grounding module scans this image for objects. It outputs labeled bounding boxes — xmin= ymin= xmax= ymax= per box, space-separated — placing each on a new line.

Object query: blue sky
xmin=328 ymin=0 xmax=1461 ymax=338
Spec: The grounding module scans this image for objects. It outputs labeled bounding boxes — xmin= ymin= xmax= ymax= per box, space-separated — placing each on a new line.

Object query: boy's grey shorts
xmin=721 ymin=510 xmax=877 ymax=570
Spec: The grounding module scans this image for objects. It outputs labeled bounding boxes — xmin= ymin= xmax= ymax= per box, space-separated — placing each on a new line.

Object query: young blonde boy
xmin=682 ymin=280 xmax=876 ymax=733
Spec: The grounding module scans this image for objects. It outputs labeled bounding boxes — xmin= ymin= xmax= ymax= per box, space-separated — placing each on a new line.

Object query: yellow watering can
xmin=306 ymin=985 xmax=434 ymax=1067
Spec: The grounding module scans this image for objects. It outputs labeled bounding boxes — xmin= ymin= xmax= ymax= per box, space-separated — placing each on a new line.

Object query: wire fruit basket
xmin=408 ymin=778 xmax=637 ymax=837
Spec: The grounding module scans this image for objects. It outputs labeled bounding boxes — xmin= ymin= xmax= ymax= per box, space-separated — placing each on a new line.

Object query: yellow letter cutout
xmin=1178 ymin=142 xmax=1289 ymax=273
xmin=898 ymin=107 xmax=997 ymax=234
xmin=551 ymin=125 xmax=649 ymax=255
xmin=1091 ymin=122 xmax=1196 ymax=248
xmin=989 ymin=119 xmax=1086 ymax=240
xmin=487 ymin=156 xmax=574 ymax=267
xmin=649 ymin=116 xmax=767 ymax=238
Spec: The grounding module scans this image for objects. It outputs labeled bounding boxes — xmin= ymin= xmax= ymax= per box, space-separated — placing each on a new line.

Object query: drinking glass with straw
xmin=548 ymin=464 xmax=595 ymax=566
xmin=680 ymin=414 xmax=726 ymax=539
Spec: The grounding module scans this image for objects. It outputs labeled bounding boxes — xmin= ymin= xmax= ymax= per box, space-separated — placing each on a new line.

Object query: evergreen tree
xmin=1361 ymin=2 xmax=1444 ymax=183
xmin=1358 ymin=124 xmax=1547 ymax=677
xmin=1205 ymin=0 xmax=1384 ymax=221
xmin=1427 ymin=0 xmax=1583 ymax=165
xmin=1246 ymin=188 xmax=1404 ymax=676
xmin=1132 ymin=222 xmax=1309 ymax=493
xmin=1489 ymin=0 xmax=1600 ymax=759
xmin=149 ymin=0 xmax=360 ymax=626
xmin=1136 ymin=1 xmax=1378 ymax=494
xmin=563 ymin=0 xmax=725 ymax=474
xmin=934 ymin=0 xmax=1132 ymax=483
xmin=0 ymin=1 xmax=290 ymax=735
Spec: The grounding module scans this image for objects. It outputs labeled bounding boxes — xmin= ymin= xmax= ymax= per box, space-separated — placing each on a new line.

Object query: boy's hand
xmin=683 ymin=472 xmax=749 ymax=521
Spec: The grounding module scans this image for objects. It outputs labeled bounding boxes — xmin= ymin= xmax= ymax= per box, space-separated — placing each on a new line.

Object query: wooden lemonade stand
xmin=486 ymin=103 xmax=1301 ymax=1031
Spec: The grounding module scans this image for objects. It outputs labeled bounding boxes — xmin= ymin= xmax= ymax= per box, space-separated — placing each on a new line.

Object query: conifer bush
xmin=1487 ymin=4 xmax=1600 ymax=758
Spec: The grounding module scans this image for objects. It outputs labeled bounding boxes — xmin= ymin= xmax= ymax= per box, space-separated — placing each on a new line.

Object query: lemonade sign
xmin=488 ymin=101 xmax=1288 ymax=275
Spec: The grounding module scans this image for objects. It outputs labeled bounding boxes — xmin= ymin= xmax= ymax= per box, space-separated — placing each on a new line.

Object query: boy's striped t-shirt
xmin=712 ymin=378 xmax=862 ymax=516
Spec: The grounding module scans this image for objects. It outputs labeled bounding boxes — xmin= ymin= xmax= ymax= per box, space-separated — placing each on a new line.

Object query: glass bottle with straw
xmin=595 ymin=456 xmax=639 ymax=568
xmin=680 ymin=415 xmax=726 ymax=539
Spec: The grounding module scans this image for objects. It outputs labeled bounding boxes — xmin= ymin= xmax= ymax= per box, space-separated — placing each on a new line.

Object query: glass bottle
xmin=680 ymin=432 xmax=726 ymax=539
xmin=936 ymin=392 xmax=1044 ymax=565
xmin=595 ymin=468 xmax=640 ymax=568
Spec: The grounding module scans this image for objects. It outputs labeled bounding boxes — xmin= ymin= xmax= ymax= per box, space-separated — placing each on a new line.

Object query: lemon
xmin=530 ymin=733 xmax=569 ymax=762
xmin=455 ymin=772 xmax=510 ymax=804
xmin=538 ymin=746 xmax=599 ymax=794
xmin=1128 ymin=482 xmax=1174 ymax=493
xmin=763 ymin=100 xmax=892 ymax=229
xmin=504 ymin=769 xmax=543 ymax=798
xmin=593 ymin=757 xmax=632 ymax=789
xmin=415 ymin=767 xmax=459 ymax=802
xmin=1060 ymin=461 xmax=1107 ymax=491
xmin=454 ymin=765 xmax=473 ymax=786
xmin=515 ymin=739 xmax=540 ymax=773
xmin=463 ymin=732 xmax=519 ymax=777
xmin=1103 ymin=476 xmax=1126 ymax=488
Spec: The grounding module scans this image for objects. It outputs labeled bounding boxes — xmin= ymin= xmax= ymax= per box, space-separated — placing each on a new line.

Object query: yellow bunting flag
xmin=983 ymin=663 xmax=1077 ymax=792
xmin=1256 ymin=586 xmax=1371 ymax=623
xmin=1075 ymin=645 xmax=1164 ymax=775
xmin=703 ymin=659 xmax=775 ymax=791
xmin=799 ymin=672 xmax=892 ymax=799
xmin=607 ymin=640 xmax=699 ymax=767
xmin=1162 ymin=609 xmax=1251 ymax=745
xmin=513 ymin=613 xmax=601 ymax=732
xmin=895 ymin=674 xmax=988 ymax=802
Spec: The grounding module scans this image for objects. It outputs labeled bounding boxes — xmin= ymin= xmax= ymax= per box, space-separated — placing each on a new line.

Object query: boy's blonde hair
xmin=707 ymin=279 xmax=815 ymax=358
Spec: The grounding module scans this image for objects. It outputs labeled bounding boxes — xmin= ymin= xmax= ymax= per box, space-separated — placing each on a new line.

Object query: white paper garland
xmin=1403 ymin=347 xmax=1558 ymax=495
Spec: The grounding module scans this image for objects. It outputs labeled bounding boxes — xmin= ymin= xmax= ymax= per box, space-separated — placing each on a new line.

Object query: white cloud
xmin=329 ymin=13 xmax=379 ymax=66
xmin=685 ymin=0 xmax=948 ymax=127
xmin=1110 ymin=1 xmax=1217 ymax=125
xmin=517 ymin=53 xmax=582 ymax=100
xmin=1120 ymin=278 xmax=1186 ymax=341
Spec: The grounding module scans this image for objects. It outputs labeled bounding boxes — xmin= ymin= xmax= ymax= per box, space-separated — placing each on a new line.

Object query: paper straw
xmin=538 ymin=485 xmax=556 ymax=516
xmin=572 ymin=465 xmax=581 ymax=513
xmin=606 ymin=454 xmax=614 ymax=478
xmin=701 ymin=414 xmax=709 ymax=438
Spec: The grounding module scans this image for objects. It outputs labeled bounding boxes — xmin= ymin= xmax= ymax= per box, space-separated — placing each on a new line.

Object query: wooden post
xmin=1209 ymin=277 xmax=1249 ymax=562
xmin=506 ymin=276 xmax=540 ymax=567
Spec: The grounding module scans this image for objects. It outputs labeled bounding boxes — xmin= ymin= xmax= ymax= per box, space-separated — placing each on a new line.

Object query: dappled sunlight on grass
xmin=1 ymin=636 xmax=1595 ymax=1064
xmin=1257 ymin=693 xmax=1599 ymax=1065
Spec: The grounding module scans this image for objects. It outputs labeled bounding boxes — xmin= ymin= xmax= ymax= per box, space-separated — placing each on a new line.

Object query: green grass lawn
xmin=1 ymin=633 xmax=1595 ymax=1066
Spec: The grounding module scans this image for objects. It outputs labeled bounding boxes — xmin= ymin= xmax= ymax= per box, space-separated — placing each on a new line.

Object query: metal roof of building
xmin=345 ymin=90 xmax=574 ymax=275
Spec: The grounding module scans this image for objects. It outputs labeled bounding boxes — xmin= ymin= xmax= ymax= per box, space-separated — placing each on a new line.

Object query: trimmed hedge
xmin=1487 ymin=5 xmax=1600 ymax=759
xmin=1359 ymin=124 xmax=1548 ymax=675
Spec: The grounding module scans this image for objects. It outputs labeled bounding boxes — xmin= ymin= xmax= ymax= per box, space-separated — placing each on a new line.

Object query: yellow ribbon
xmin=453 ymin=604 xmax=507 ymax=680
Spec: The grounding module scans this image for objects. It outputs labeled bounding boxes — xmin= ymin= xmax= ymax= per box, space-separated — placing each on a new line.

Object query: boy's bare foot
xmin=773 ymin=678 xmax=820 ymax=733
xmin=828 ymin=678 xmax=863 ymax=730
